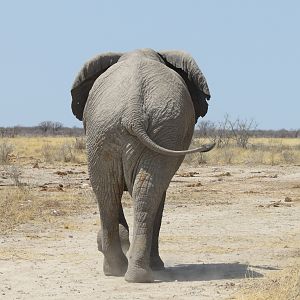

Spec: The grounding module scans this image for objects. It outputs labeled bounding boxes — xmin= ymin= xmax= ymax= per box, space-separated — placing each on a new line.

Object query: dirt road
xmin=1 ymin=164 xmax=300 ymax=299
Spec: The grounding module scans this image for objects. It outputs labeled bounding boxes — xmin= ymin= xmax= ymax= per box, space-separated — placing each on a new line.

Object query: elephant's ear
xmin=71 ymin=52 xmax=123 ymax=121
xmin=158 ymin=51 xmax=211 ymax=121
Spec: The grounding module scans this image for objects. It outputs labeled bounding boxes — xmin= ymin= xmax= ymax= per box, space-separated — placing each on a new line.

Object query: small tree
xmin=228 ymin=118 xmax=257 ymax=148
xmin=197 ymin=116 xmax=232 ymax=148
xmin=52 ymin=122 xmax=63 ymax=133
xmin=39 ymin=121 xmax=53 ymax=133
xmin=197 ymin=115 xmax=258 ymax=148
xmin=197 ymin=121 xmax=216 ymax=138
xmin=38 ymin=121 xmax=63 ymax=135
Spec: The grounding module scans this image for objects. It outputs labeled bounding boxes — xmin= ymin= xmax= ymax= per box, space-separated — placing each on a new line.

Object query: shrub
xmin=282 ymin=150 xmax=296 ymax=164
xmin=74 ymin=137 xmax=86 ymax=150
xmin=0 ymin=140 xmax=14 ymax=164
xmin=57 ymin=142 xmax=76 ymax=163
xmin=41 ymin=143 xmax=55 ymax=163
xmin=5 ymin=165 xmax=23 ymax=187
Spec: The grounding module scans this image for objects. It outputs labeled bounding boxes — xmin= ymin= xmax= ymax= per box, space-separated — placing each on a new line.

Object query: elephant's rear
xmin=86 ymin=58 xmax=195 ymax=151
xmin=70 ymin=49 xmax=212 ymax=283
xmin=140 ymin=61 xmax=196 ymax=150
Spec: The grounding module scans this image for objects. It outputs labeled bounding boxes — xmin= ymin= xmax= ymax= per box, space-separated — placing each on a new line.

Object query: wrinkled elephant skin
xmin=71 ymin=48 xmax=213 ymax=282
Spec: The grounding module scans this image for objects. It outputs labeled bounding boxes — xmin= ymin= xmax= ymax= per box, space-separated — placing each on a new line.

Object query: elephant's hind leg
xmin=97 ymin=204 xmax=130 ymax=255
xmin=124 ymin=154 xmax=178 ymax=282
xmin=150 ymin=192 xmax=166 ymax=270
xmin=118 ymin=203 xmax=130 ymax=254
xmin=90 ymin=156 xmax=128 ymax=277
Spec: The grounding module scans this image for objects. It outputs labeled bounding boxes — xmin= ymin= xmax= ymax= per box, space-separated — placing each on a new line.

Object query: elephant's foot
xmin=125 ymin=266 xmax=154 ymax=283
xmin=97 ymin=225 xmax=130 ymax=255
xmin=119 ymin=224 xmax=130 ymax=254
xmin=103 ymin=255 xmax=128 ymax=277
xmin=150 ymin=255 xmax=165 ymax=271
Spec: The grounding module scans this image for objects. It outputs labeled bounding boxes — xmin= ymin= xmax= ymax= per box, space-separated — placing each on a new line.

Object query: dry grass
xmin=0 ymin=136 xmax=91 ymax=233
xmin=2 ymin=136 xmax=300 ymax=166
xmin=0 ymin=185 xmax=95 ymax=234
xmin=0 ymin=187 xmax=37 ymax=232
xmin=1 ymin=136 xmax=87 ymax=164
xmin=185 ymin=137 xmax=300 ymax=166
xmin=1 ymin=135 xmax=299 ymax=234
xmin=233 ymin=262 xmax=300 ymax=300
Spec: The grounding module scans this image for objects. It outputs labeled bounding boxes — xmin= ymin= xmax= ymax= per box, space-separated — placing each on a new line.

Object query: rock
xmin=177 ymin=171 xmax=199 ymax=177
xmin=57 ymin=184 xmax=64 ymax=191
xmin=186 ymin=181 xmax=203 ymax=187
xmin=51 ymin=209 xmax=60 ymax=216
xmin=215 ymin=172 xmax=231 ymax=177
xmin=33 ymin=161 xmax=39 ymax=168
xmin=55 ymin=171 xmax=68 ymax=176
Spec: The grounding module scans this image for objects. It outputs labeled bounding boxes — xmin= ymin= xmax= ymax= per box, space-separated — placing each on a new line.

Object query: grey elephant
xmin=71 ymin=48 xmax=214 ymax=282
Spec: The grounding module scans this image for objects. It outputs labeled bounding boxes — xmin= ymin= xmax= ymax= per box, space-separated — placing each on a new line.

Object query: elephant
xmin=71 ymin=48 xmax=214 ymax=282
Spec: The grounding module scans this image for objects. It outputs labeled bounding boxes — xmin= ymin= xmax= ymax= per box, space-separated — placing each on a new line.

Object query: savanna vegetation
xmin=1 ymin=117 xmax=299 ymax=233
xmin=1 ymin=118 xmax=299 ymax=299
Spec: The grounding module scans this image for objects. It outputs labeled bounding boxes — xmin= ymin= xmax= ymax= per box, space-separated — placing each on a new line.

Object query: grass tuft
xmin=0 ymin=139 xmax=14 ymax=164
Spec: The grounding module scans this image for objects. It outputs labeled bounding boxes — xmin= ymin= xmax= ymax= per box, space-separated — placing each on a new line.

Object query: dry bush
xmin=228 ymin=117 xmax=257 ymax=148
xmin=184 ymin=137 xmax=300 ymax=166
xmin=2 ymin=135 xmax=299 ymax=167
xmin=4 ymin=165 xmax=24 ymax=187
xmin=57 ymin=142 xmax=76 ymax=162
xmin=41 ymin=143 xmax=55 ymax=163
xmin=0 ymin=136 xmax=86 ymax=164
xmin=56 ymin=141 xmax=87 ymax=163
xmin=244 ymin=148 xmax=265 ymax=165
xmin=253 ymin=140 xmax=299 ymax=165
xmin=220 ymin=147 xmax=235 ymax=164
xmin=196 ymin=116 xmax=257 ymax=149
xmin=74 ymin=136 xmax=86 ymax=150
xmin=282 ymin=150 xmax=296 ymax=164
xmin=0 ymin=139 xmax=14 ymax=164
xmin=40 ymin=140 xmax=86 ymax=164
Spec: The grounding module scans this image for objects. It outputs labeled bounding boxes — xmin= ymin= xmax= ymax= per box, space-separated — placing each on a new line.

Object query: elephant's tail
xmin=132 ymin=127 xmax=215 ymax=156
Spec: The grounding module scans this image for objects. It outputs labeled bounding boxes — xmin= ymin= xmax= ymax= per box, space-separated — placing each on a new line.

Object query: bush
xmin=40 ymin=140 xmax=85 ymax=164
xmin=41 ymin=143 xmax=55 ymax=163
xmin=4 ymin=165 xmax=24 ymax=187
xmin=74 ymin=137 xmax=86 ymax=150
xmin=57 ymin=142 xmax=76 ymax=163
xmin=196 ymin=115 xmax=257 ymax=149
xmin=0 ymin=140 xmax=14 ymax=164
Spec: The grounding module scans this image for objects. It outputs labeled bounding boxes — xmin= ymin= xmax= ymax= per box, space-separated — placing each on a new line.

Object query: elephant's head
xmin=71 ymin=49 xmax=210 ymax=122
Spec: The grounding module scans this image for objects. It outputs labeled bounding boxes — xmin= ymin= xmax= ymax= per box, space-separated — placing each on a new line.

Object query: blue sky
xmin=0 ymin=0 xmax=299 ymax=129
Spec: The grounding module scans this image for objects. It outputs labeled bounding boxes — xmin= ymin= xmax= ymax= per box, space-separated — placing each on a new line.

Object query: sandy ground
xmin=1 ymin=163 xmax=300 ymax=299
